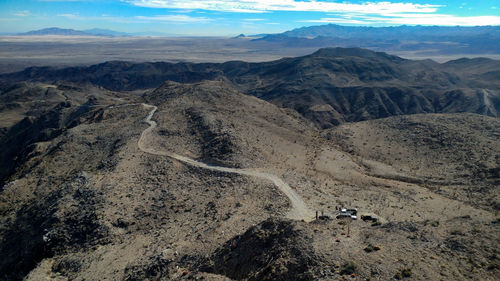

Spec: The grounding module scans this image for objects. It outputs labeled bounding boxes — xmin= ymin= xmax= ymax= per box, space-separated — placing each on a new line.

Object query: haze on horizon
xmin=1 ymin=0 xmax=500 ymax=36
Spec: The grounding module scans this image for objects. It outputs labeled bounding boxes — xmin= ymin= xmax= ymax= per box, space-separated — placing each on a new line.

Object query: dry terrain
xmin=0 ymin=49 xmax=499 ymax=280
xmin=2 ymin=35 xmax=500 ymax=74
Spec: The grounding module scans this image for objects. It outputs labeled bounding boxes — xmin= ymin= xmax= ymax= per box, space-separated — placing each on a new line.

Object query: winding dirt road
xmin=138 ymin=104 xmax=313 ymax=221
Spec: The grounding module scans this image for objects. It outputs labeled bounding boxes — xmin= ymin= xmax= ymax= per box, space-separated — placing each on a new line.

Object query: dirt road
xmin=138 ymin=104 xmax=314 ymax=221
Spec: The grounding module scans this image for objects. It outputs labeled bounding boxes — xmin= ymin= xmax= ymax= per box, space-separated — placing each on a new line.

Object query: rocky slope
xmin=2 ymin=48 xmax=499 ymax=128
xmin=0 ymin=81 xmax=306 ymax=280
xmin=328 ymin=113 xmax=500 ymax=212
xmin=0 ymin=52 xmax=499 ymax=280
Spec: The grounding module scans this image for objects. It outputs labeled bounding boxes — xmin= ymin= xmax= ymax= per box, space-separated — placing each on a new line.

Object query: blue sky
xmin=0 ymin=0 xmax=499 ymax=36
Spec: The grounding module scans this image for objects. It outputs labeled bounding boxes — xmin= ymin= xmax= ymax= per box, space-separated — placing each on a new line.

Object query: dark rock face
xmin=0 ymin=99 xmax=104 ymax=187
xmin=0 ymin=201 xmax=54 ymax=280
xmin=445 ymin=238 xmax=467 ymax=252
xmin=123 ymin=254 xmax=172 ymax=281
xmin=1 ymin=61 xmax=222 ymax=92
xmin=202 ymin=218 xmax=318 ymax=281
xmin=0 ymin=173 xmax=108 ymax=281
xmin=0 ymin=102 xmax=70 ymax=185
xmin=186 ymin=108 xmax=239 ymax=167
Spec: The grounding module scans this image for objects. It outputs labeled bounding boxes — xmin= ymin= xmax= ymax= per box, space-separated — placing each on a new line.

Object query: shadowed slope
xmin=2 ymin=48 xmax=499 ymax=127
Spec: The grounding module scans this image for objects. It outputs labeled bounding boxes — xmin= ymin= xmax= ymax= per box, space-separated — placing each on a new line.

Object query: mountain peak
xmin=19 ymin=27 xmax=89 ymax=36
xmin=18 ymin=27 xmax=127 ymax=37
xmin=310 ymin=47 xmax=404 ymax=62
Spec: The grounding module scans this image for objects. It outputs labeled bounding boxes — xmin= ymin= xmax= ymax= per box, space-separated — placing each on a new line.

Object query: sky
xmin=0 ymin=0 xmax=499 ymax=36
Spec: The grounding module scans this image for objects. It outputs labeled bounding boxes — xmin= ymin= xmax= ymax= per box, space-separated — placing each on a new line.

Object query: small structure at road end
xmin=315 ymin=210 xmax=332 ymax=220
xmin=361 ymin=215 xmax=378 ymax=222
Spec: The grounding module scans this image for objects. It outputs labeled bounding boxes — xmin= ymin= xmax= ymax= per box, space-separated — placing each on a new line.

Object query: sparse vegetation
xmin=487 ymin=262 xmax=499 ymax=271
xmin=450 ymin=230 xmax=464 ymax=236
xmin=394 ymin=267 xmax=413 ymax=279
xmin=0 ymin=47 xmax=499 ymax=281
xmin=364 ymin=244 xmax=381 ymax=253
xmin=340 ymin=261 xmax=358 ymax=275
xmin=424 ymin=220 xmax=440 ymax=227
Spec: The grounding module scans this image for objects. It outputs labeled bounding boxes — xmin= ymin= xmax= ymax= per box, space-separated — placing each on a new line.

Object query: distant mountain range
xmin=18 ymin=27 xmax=130 ymax=37
xmin=276 ymin=24 xmax=500 ymax=39
xmin=254 ymin=24 xmax=500 ymax=55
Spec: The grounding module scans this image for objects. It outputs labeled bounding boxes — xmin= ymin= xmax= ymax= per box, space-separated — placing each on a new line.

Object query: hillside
xmin=0 ymin=80 xmax=314 ymax=280
xmin=0 ymin=78 xmax=498 ymax=280
xmin=328 ymin=113 xmax=500 ymax=211
xmin=0 ymin=51 xmax=499 ymax=280
xmin=2 ymin=48 xmax=499 ymax=128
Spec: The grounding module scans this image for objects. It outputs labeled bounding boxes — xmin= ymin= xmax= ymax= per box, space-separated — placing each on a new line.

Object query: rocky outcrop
xmin=0 ymin=173 xmax=108 ymax=281
xmin=0 ymin=98 xmax=107 ymax=187
xmin=202 ymin=219 xmax=319 ymax=281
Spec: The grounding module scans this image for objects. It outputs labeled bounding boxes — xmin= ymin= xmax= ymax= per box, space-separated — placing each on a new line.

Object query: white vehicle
xmin=336 ymin=212 xmax=357 ymax=220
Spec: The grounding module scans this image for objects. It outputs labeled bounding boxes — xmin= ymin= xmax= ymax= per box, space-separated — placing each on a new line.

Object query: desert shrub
xmin=487 ymin=262 xmax=499 ymax=271
xmin=364 ymin=244 xmax=381 ymax=253
xmin=402 ymin=268 xmax=412 ymax=277
xmin=394 ymin=267 xmax=412 ymax=279
xmin=340 ymin=261 xmax=358 ymax=275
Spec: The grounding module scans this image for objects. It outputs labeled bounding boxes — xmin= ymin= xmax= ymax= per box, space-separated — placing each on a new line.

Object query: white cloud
xmin=57 ymin=13 xmax=81 ymax=19
xmin=125 ymin=1 xmax=500 ymax=27
xmin=300 ymin=18 xmax=369 ymax=25
xmin=135 ymin=14 xmax=212 ymax=22
xmin=125 ymin=0 xmax=440 ymax=14
xmin=380 ymin=14 xmax=500 ymax=26
xmin=38 ymin=0 xmax=96 ymax=1
xmin=13 ymin=10 xmax=31 ymax=17
xmin=52 ymin=13 xmax=210 ymax=24
xmin=303 ymin=14 xmax=500 ymax=26
xmin=175 ymin=9 xmax=195 ymax=13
